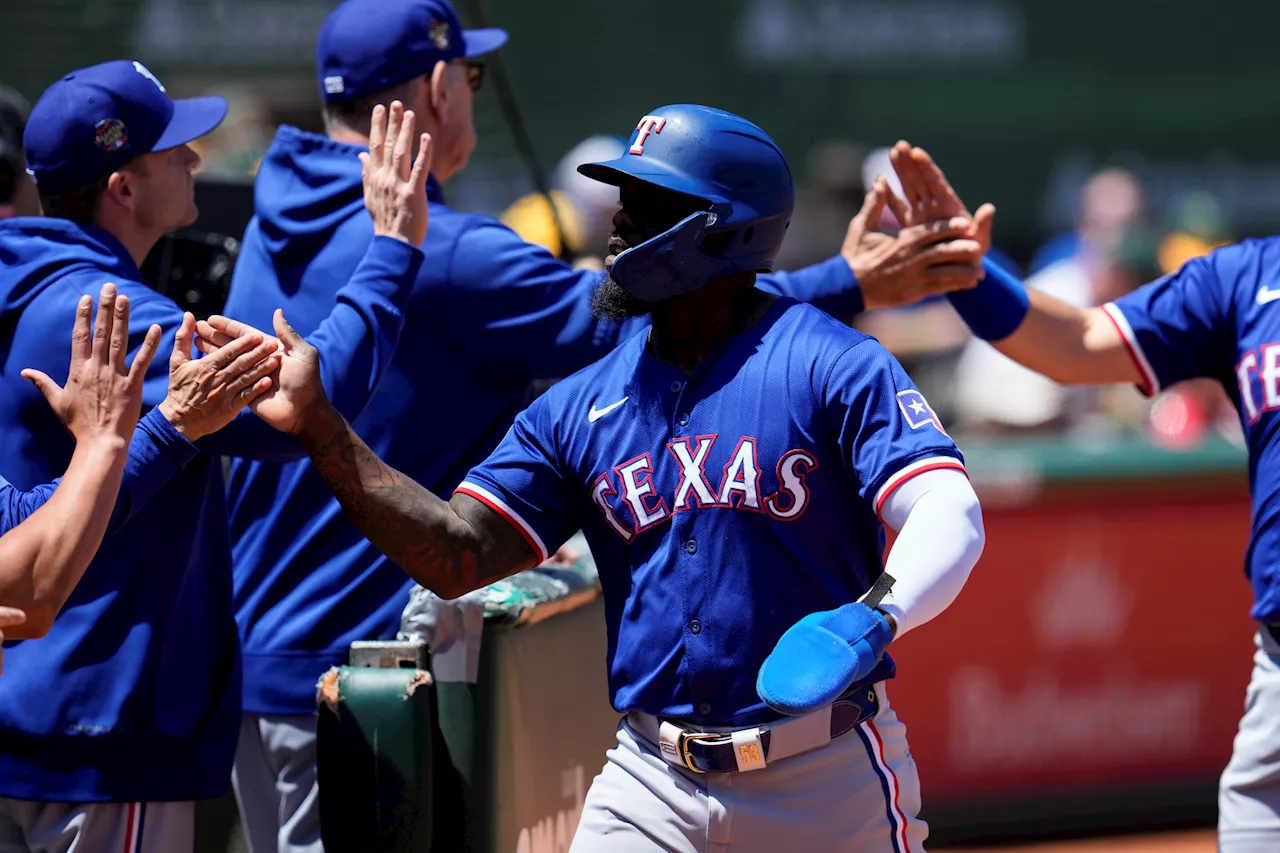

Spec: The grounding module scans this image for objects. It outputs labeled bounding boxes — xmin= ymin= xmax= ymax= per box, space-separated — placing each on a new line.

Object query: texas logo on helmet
xmin=629 ymin=116 xmax=666 ymax=155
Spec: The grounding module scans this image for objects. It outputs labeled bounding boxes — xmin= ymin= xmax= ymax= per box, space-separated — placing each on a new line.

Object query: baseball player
xmin=240 ymin=105 xmax=987 ymax=852
xmin=209 ymin=1 xmax=989 ymax=849
xmin=0 ymin=60 xmax=430 ymax=852
xmin=884 ymin=140 xmax=1280 ymax=853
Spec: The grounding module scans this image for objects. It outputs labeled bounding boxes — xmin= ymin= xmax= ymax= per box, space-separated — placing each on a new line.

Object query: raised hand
xmin=360 ymin=101 xmax=434 ymax=246
xmin=842 ymin=178 xmax=987 ymax=309
xmin=888 ymin=141 xmax=996 ymax=254
xmin=195 ymin=310 xmax=321 ymax=436
xmin=157 ymin=312 xmax=281 ymax=441
xmin=21 ymin=283 xmax=161 ymax=448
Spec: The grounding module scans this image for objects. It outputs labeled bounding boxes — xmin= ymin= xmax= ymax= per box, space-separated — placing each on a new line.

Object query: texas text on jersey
xmin=457 ymin=296 xmax=965 ymax=725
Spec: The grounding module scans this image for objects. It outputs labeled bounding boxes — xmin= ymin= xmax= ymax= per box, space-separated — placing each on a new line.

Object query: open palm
xmin=196 ymin=310 xmax=320 ymax=435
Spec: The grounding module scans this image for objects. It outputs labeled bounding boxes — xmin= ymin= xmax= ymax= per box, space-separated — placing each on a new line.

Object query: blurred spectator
xmin=501 ymin=134 xmax=625 ymax=264
xmin=1029 ymin=167 xmax=1147 ymax=275
xmin=950 ymin=214 xmax=1161 ymax=435
xmin=0 ymin=84 xmax=39 ymax=220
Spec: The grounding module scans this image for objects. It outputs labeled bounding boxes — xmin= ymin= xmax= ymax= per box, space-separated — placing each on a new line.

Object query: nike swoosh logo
xmin=588 ymin=397 xmax=628 ymax=423
xmin=1259 ymin=286 xmax=1280 ymax=305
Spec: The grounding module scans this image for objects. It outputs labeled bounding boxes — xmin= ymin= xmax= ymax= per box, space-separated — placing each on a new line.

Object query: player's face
xmin=121 ymin=144 xmax=202 ymax=234
xmin=604 ymin=179 xmax=709 ymax=269
xmin=592 ymin=179 xmax=710 ymax=321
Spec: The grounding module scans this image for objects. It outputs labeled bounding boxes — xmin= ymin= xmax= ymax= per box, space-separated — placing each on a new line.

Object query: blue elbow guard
xmin=947 ymin=256 xmax=1030 ymax=341
xmin=756 ymin=602 xmax=893 ymax=716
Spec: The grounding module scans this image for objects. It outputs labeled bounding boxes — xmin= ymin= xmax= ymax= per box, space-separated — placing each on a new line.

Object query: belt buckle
xmin=676 ymin=730 xmax=721 ymax=774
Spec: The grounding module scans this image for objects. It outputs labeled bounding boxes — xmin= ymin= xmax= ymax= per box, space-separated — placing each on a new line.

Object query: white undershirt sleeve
xmin=868 ymin=466 xmax=985 ymax=639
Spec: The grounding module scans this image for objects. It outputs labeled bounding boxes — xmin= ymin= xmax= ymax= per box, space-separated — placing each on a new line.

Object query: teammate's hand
xmin=21 ymin=283 xmax=162 ymax=449
xmin=360 ymin=101 xmax=434 ymax=247
xmin=160 ymin=312 xmax=282 ymax=441
xmin=0 ymin=606 xmax=26 ymax=678
xmin=756 ymin=601 xmax=893 ymax=716
xmin=842 ymin=178 xmax=988 ymax=310
xmin=195 ymin=310 xmax=324 ymax=436
xmin=889 ymin=141 xmax=996 ymax=255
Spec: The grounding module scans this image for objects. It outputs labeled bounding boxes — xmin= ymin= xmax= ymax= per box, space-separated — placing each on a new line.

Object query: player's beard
xmin=591 ymin=274 xmax=654 ymax=320
xmin=592 ymin=231 xmax=656 ymax=320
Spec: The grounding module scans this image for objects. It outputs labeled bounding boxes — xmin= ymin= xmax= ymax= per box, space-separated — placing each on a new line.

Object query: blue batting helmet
xmin=577 ymin=105 xmax=794 ymax=301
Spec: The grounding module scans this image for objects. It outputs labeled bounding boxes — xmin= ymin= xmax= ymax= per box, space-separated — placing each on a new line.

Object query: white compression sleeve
xmin=872 ymin=466 xmax=985 ymax=639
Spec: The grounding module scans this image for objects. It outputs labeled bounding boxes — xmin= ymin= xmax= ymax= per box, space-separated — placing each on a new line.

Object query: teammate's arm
xmin=0 ymin=284 xmax=276 ymax=638
xmin=295 ymin=399 xmax=540 ymax=599
xmin=888 ymin=142 xmax=1151 ymax=389
xmin=987 ymin=289 xmax=1144 ymax=387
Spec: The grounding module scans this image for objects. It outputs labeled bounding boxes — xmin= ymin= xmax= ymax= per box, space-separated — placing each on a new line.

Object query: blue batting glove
xmin=756 ymin=602 xmax=893 ymax=716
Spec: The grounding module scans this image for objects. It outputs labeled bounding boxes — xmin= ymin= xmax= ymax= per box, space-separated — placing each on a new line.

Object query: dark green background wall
xmin=4 ymin=0 xmax=1277 ymax=255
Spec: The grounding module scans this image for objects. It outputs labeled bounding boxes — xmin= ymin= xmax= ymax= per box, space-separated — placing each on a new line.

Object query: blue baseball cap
xmin=23 ymin=59 xmax=226 ymax=195
xmin=317 ymin=0 xmax=508 ymax=104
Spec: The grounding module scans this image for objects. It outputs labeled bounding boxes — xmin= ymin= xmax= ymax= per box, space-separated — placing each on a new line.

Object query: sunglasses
xmin=464 ymin=62 xmax=485 ymax=92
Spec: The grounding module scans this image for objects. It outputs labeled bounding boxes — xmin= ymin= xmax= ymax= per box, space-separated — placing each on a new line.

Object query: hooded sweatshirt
xmin=0 ymin=216 xmax=421 ymax=802
xmin=225 ymin=125 xmax=867 ymax=715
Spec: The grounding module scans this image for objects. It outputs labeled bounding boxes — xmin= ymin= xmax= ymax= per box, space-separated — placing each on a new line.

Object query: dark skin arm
xmin=297 ymin=398 xmax=541 ymax=599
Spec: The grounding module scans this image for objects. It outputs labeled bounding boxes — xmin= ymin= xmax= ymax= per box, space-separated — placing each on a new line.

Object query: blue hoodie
xmin=225 ymin=126 xmax=868 ymax=716
xmin=0 ymin=216 xmax=422 ymax=802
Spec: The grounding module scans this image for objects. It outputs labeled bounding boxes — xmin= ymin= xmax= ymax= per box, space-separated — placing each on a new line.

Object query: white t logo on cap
xmin=132 ymin=61 xmax=166 ymax=93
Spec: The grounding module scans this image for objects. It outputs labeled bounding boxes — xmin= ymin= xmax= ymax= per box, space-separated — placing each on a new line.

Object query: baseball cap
xmin=316 ymin=0 xmax=508 ymax=104
xmin=23 ymin=60 xmax=227 ymax=195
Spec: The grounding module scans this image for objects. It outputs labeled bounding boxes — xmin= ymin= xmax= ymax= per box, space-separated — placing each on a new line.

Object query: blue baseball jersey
xmin=1105 ymin=237 xmax=1280 ymax=624
xmin=460 ymin=297 xmax=965 ymax=725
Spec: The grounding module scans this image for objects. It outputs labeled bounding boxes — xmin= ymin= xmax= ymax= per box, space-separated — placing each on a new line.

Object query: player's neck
xmin=648 ymin=277 xmax=775 ymax=373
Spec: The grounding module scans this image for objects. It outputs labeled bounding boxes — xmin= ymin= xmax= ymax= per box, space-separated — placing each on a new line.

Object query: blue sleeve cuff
xmin=107 ymin=407 xmax=200 ymax=531
xmin=816 ymin=254 xmax=864 ymax=318
xmin=361 ymin=235 xmax=425 ymax=288
xmin=946 ymin=255 xmax=1030 ymax=341
xmin=758 ymin=255 xmax=864 ymax=319
xmin=135 ymin=407 xmax=199 ymax=465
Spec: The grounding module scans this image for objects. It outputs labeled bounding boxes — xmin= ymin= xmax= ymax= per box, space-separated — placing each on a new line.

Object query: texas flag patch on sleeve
xmin=896 ymin=390 xmax=947 ymax=434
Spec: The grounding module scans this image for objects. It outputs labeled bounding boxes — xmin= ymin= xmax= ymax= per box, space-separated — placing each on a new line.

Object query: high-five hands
xmin=842 ymin=177 xmax=988 ymax=310
xmin=839 ymin=142 xmax=997 ymax=310
xmin=194 ymin=311 xmax=319 ymax=436
xmin=887 ymin=141 xmax=996 ymax=261
xmin=191 ymin=99 xmax=435 ymax=435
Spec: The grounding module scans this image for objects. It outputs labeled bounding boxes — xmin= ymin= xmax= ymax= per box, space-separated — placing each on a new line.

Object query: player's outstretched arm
xmin=888 ymin=142 xmax=1144 ymax=387
xmin=0 ymin=285 xmax=280 ymax=639
xmin=989 ymin=289 xmax=1144 ymax=386
xmin=291 ymin=375 xmax=541 ymax=599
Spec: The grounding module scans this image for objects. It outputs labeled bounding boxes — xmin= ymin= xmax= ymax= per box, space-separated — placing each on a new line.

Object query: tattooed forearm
xmin=298 ymin=402 xmax=537 ymax=597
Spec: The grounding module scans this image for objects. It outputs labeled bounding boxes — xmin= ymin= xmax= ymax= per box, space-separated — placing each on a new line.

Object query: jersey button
xmin=670 ymin=381 xmax=683 ymax=393
xmin=677 ymin=413 xmax=690 ymax=426
xmin=689 ymin=619 xmax=702 ymax=634
xmin=698 ymin=702 xmax=712 ymax=716
xmin=685 ymin=539 xmax=698 ymax=555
